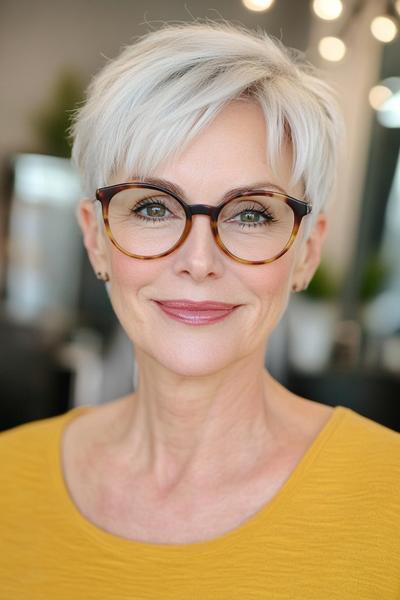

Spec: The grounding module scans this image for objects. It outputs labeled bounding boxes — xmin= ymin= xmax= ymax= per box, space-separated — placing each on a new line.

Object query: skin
xmin=75 ymin=100 xmax=329 ymax=528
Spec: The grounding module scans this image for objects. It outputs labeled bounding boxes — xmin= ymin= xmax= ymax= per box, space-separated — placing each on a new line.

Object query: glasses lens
xmin=108 ymin=187 xmax=186 ymax=256
xmin=218 ymin=194 xmax=295 ymax=262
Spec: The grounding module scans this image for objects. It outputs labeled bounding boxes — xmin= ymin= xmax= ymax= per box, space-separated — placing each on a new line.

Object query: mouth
xmin=152 ymin=300 xmax=240 ymax=326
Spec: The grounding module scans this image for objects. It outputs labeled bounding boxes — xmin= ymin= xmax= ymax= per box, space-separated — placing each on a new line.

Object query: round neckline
xmin=49 ymin=403 xmax=347 ymax=557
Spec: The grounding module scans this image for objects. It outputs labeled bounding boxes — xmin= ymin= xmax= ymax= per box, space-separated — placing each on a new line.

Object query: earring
xmin=292 ymin=281 xmax=308 ymax=293
xmin=96 ymin=271 xmax=110 ymax=282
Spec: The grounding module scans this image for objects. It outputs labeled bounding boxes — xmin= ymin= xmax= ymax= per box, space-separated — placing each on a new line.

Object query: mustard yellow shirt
xmin=0 ymin=404 xmax=399 ymax=599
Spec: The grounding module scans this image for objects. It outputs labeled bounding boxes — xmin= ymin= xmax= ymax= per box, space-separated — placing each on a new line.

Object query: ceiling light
xmin=377 ymin=91 xmax=400 ymax=127
xmin=373 ymin=78 xmax=400 ymax=127
xmin=318 ymin=36 xmax=347 ymax=61
xmin=369 ymin=85 xmax=393 ymax=110
xmin=370 ymin=15 xmax=398 ymax=43
xmin=242 ymin=0 xmax=275 ymax=11
xmin=312 ymin=0 xmax=343 ymax=21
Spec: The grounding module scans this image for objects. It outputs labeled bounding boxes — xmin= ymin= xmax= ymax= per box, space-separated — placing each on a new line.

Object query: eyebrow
xmin=132 ymin=176 xmax=291 ymax=201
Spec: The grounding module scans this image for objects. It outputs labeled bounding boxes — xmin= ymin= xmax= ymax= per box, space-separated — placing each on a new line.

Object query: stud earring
xmin=292 ymin=281 xmax=308 ymax=293
xmin=96 ymin=271 xmax=110 ymax=282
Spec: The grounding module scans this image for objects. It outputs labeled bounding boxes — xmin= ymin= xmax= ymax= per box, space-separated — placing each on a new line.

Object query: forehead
xmin=115 ymin=100 xmax=303 ymax=199
xmin=126 ymin=176 xmax=291 ymax=200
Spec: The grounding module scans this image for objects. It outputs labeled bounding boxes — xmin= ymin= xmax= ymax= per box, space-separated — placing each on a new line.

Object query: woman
xmin=1 ymin=21 xmax=399 ymax=599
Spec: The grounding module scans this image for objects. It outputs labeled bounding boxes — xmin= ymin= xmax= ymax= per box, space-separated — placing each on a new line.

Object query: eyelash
xmin=235 ymin=204 xmax=277 ymax=227
xmin=132 ymin=199 xmax=277 ymax=226
xmin=133 ymin=199 xmax=174 ymax=222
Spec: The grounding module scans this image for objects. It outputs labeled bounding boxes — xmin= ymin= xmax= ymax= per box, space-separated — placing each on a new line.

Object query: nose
xmin=172 ymin=214 xmax=224 ymax=281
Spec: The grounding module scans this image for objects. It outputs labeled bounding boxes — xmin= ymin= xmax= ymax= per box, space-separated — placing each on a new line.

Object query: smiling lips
xmin=153 ymin=299 xmax=239 ymax=325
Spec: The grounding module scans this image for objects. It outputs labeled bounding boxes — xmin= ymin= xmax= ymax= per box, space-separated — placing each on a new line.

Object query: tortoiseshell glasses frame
xmin=95 ymin=181 xmax=312 ymax=266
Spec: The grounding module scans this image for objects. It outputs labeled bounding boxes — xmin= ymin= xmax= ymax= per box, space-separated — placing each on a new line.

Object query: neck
xmin=110 ymin=347 xmax=289 ymax=495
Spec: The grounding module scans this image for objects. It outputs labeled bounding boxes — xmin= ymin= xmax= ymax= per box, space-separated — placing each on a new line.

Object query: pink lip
xmin=153 ymin=299 xmax=239 ymax=325
xmin=155 ymin=299 xmax=237 ymax=310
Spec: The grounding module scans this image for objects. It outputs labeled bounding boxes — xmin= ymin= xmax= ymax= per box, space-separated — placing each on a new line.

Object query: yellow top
xmin=1 ymin=404 xmax=400 ymax=599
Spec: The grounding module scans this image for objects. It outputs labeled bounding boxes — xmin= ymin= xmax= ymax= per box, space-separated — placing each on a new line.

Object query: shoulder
xmin=0 ymin=405 xmax=98 ymax=454
xmin=0 ymin=405 xmax=100 ymax=491
xmin=0 ymin=414 xmax=58 ymax=457
xmin=0 ymin=414 xmax=66 ymax=489
xmin=0 ymin=414 xmax=66 ymax=530
xmin=296 ymin=401 xmax=400 ymax=489
xmin=326 ymin=407 xmax=400 ymax=509
xmin=336 ymin=406 xmax=400 ymax=456
xmin=0 ymin=409 xmax=88 ymax=504
xmin=0 ymin=412 xmax=65 ymax=452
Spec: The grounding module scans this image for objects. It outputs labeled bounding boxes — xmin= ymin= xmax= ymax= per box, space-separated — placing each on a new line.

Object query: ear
xmin=292 ymin=212 xmax=328 ymax=290
xmin=76 ymin=199 xmax=109 ymax=275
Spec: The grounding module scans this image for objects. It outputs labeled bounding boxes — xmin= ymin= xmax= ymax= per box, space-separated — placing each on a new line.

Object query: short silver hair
xmin=70 ymin=20 xmax=345 ymax=233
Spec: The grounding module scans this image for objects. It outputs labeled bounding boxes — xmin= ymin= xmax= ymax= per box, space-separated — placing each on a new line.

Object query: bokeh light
xmin=312 ymin=0 xmax=343 ymax=21
xmin=242 ymin=0 xmax=275 ymax=11
xmin=369 ymin=85 xmax=393 ymax=110
xmin=318 ymin=36 xmax=347 ymax=61
xmin=370 ymin=16 xmax=398 ymax=43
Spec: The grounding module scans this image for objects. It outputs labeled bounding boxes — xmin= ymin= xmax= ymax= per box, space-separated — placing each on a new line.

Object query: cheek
xmin=241 ymin=253 xmax=293 ymax=337
xmin=107 ymin=250 xmax=159 ymax=324
xmin=246 ymin=254 xmax=292 ymax=296
xmin=106 ymin=250 xmax=166 ymax=346
xmin=109 ymin=249 xmax=158 ymax=291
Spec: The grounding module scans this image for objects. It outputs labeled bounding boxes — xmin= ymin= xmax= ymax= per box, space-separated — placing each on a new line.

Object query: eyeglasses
xmin=95 ymin=181 xmax=312 ymax=265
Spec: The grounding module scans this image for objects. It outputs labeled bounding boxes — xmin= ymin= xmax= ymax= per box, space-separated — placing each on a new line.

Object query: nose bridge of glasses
xmin=187 ymin=204 xmax=219 ymax=219
xmin=182 ymin=204 xmax=219 ymax=249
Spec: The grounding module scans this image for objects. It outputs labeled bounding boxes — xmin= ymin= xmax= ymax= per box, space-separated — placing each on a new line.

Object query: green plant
xmin=303 ymin=262 xmax=338 ymax=300
xmin=359 ymin=254 xmax=388 ymax=302
xmin=31 ymin=70 xmax=84 ymax=158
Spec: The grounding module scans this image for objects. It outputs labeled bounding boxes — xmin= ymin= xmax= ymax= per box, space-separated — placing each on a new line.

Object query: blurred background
xmin=0 ymin=0 xmax=399 ymax=432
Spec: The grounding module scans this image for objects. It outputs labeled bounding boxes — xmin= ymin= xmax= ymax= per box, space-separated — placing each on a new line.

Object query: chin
xmin=143 ymin=341 xmax=240 ymax=378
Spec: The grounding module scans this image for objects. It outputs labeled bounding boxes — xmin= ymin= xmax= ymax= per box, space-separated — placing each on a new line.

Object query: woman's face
xmin=79 ymin=100 xmax=326 ymax=377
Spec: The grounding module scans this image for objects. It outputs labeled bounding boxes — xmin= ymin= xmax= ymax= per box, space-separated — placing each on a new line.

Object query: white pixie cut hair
xmin=71 ymin=20 xmax=344 ymax=233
